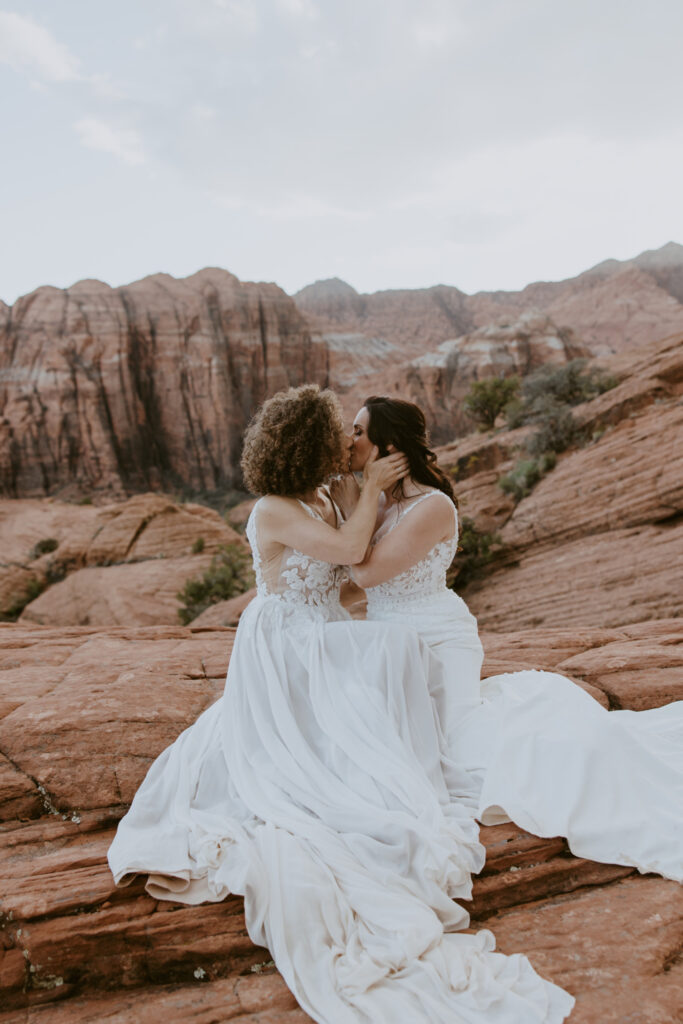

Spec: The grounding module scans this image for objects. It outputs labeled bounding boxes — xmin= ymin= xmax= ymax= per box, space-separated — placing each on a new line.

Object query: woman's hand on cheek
xmin=366 ymin=451 xmax=409 ymax=490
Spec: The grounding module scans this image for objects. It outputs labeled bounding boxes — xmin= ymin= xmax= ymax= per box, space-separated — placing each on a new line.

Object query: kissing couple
xmin=109 ymin=384 xmax=683 ymax=1024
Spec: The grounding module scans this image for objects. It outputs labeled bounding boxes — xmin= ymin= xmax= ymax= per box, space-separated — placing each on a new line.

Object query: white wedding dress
xmin=109 ymin=497 xmax=576 ymax=1023
xmin=364 ymin=490 xmax=683 ymax=882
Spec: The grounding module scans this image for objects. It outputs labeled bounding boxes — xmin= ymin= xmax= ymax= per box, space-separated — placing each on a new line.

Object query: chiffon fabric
xmin=109 ymin=497 xmax=575 ymax=1023
xmin=365 ymin=490 xmax=683 ymax=882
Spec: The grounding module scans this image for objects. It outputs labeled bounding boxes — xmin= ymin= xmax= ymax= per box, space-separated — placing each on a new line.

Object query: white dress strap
xmin=397 ymin=489 xmax=439 ymax=520
xmin=397 ymin=489 xmax=456 ymax=526
xmin=297 ymin=487 xmax=341 ymax=526
xmin=297 ymin=499 xmax=323 ymax=521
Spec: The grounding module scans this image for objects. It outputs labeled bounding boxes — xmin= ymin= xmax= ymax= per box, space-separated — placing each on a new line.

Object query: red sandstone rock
xmin=435 ymin=333 xmax=683 ymax=631
xmin=297 ymin=245 xmax=683 ymax=441
xmin=0 ymin=621 xmax=681 ymax=1020
xmin=226 ymin=497 xmax=258 ymax=530
xmin=0 ymin=493 xmax=246 ymax=626
xmin=192 ymin=587 xmax=257 ymax=627
xmin=0 ymin=269 xmax=328 ymax=500
xmin=488 ymin=876 xmax=683 ymax=1024
xmin=466 ymin=522 xmax=683 ymax=632
xmin=389 ymin=313 xmax=591 ymax=443
xmin=295 ymin=243 xmax=683 ymax=363
xmin=19 ymin=556 xmax=219 ymax=628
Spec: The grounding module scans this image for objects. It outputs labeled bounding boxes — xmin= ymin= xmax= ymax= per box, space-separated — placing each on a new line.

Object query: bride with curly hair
xmin=109 ymin=384 xmax=575 ymax=1024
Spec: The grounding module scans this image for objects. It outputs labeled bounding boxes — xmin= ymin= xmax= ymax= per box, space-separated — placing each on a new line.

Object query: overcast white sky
xmin=1 ymin=0 xmax=683 ymax=305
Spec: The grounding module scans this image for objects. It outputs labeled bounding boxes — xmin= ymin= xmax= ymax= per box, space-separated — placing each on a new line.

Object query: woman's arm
xmin=258 ymin=452 xmax=408 ymax=565
xmin=351 ymin=495 xmax=456 ymax=588
xmin=327 ymin=473 xmax=361 ymax=521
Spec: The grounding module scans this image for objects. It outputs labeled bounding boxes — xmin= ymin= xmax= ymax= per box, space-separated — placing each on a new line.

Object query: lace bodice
xmin=246 ymin=496 xmax=348 ymax=622
xmin=364 ymin=491 xmax=458 ymax=612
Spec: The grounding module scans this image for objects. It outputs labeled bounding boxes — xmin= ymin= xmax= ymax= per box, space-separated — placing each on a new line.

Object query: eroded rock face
xmin=0 ymin=622 xmax=681 ymax=1021
xmin=0 ymin=493 xmax=246 ymax=626
xmin=295 ymin=244 xmax=683 ymax=439
xmin=294 ymin=242 xmax=683 ymax=361
xmin=439 ymin=332 xmax=683 ymax=631
xmin=0 ymin=269 xmax=328 ymax=499
xmin=394 ymin=313 xmax=590 ymax=444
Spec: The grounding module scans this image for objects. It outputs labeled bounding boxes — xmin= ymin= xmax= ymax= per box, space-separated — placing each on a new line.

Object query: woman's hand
xmin=363 ymin=447 xmax=408 ymax=491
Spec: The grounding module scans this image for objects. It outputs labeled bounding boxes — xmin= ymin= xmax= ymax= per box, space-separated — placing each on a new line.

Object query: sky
xmin=1 ymin=0 xmax=683 ymax=305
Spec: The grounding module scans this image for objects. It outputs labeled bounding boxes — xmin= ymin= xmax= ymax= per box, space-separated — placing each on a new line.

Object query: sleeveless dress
xmin=364 ymin=490 xmax=683 ymax=882
xmin=108 ymin=496 xmax=575 ymax=1024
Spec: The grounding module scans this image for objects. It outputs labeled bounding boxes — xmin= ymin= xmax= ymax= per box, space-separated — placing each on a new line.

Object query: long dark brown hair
xmin=364 ymin=396 xmax=457 ymax=506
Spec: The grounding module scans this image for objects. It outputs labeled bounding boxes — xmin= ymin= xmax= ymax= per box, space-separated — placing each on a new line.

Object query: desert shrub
xmin=525 ymin=401 xmax=578 ymax=456
xmin=30 ymin=537 xmax=59 ymax=559
xmin=178 ymin=544 xmax=254 ymax=625
xmin=499 ymin=452 xmax=556 ymax=502
xmin=191 ymin=537 xmax=205 ymax=554
xmin=448 ymin=516 xmax=501 ymax=590
xmin=505 ymin=360 xmax=617 ymax=431
xmin=464 ymin=376 xmax=520 ymax=430
xmin=521 ymin=359 xmax=617 ymax=408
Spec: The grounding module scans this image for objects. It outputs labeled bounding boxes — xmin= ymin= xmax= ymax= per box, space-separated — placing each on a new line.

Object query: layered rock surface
xmin=0 ymin=493 xmax=246 ymax=627
xmin=295 ymin=242 xmax=683 ymax=361
xmin=296 ymin=243 xmax=683 ymax=436
xmin=439 ymin=332 xmax=683 ymax=631
xmin=5 ymin=244 xmax=681 ymax=504
xmin=394 ymin=313 xmax=590 ymax=444
xmin=0 ymin=269 xmax=328 ymax=499
xmin=0 ymin=621 xmax=681 ymax=1022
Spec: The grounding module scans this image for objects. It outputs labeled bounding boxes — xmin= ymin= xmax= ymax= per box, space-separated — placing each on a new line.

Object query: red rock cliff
xmin=0 ymin=269 xmax=329 ymax=499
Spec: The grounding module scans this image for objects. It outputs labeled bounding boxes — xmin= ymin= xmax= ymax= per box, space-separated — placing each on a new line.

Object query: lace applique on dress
xmin=280 ymin=500 xmax=347 ymax=619
xmin=364 ymin=491 xmax=458 ymax=611
xmin=245 ymin=495 xmax=348 ymax=622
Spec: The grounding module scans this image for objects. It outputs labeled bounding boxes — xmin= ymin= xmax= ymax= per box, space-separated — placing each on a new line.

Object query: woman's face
xmin=348 ymin=407 xmax=374 ymax=472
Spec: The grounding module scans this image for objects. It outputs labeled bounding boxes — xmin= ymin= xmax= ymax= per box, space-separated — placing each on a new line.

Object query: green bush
xmin=525 ymin=400 xmax=577 ymax=456
xmin=178 ymin=544 xmax=254 ymax=625
xmin=505 ymin=359 xmax=617 ymax=431
xmin=520 ymin=359 xmax=617 ymax=409
xmin=191 ymin=537 xmax=205 ymax=554
xmin=448 ymin=516 xmax=501 ymax=590
xmin=464 ymin=376 xmax=520 ymax=430
xmin=499 ymin=452 xmax=556 ymax=502
xmin=30 ymin=537 xmax=59 ymax=559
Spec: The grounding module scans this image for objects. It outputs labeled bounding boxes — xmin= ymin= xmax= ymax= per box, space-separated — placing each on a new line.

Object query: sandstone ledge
xmin=0 ymin=622 xmax=681 ymax=1022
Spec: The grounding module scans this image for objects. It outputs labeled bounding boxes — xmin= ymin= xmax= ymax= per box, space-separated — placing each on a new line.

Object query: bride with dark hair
xmin=109 ymin=385 xmax=575 ymax=1024
xmin=347 ymin=395 xmax=683 ymax=878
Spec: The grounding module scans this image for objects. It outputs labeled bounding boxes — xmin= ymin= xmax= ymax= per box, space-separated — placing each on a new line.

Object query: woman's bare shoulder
xmin=258 ymin=494 xmax=302 ymax=521
xmin=402 ymin=491 xmax=456 ymax=535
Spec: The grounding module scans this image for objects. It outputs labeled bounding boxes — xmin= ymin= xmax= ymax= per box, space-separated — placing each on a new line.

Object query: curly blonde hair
xmin=241 ymin=384 xmax=347 ymax=496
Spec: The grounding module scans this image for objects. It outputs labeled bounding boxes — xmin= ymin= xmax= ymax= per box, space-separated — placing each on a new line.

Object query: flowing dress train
xmin=364 ymin=490 xmax=683 ymax=884
xmin=108 ymin=498 xmax=574 ymax=1023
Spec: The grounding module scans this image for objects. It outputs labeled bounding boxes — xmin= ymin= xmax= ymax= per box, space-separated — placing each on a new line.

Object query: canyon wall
xmin=295 ymin=242 xmax=683 ymax=437
xmin=294 ymin=242 xmax=683 ymax=360
xmin=0 ymin=269 xmax=328 ymax=499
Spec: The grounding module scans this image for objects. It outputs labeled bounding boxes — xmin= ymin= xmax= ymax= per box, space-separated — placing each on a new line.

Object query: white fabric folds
xmin=109 ymin=499 xmax=575 ymax=1023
